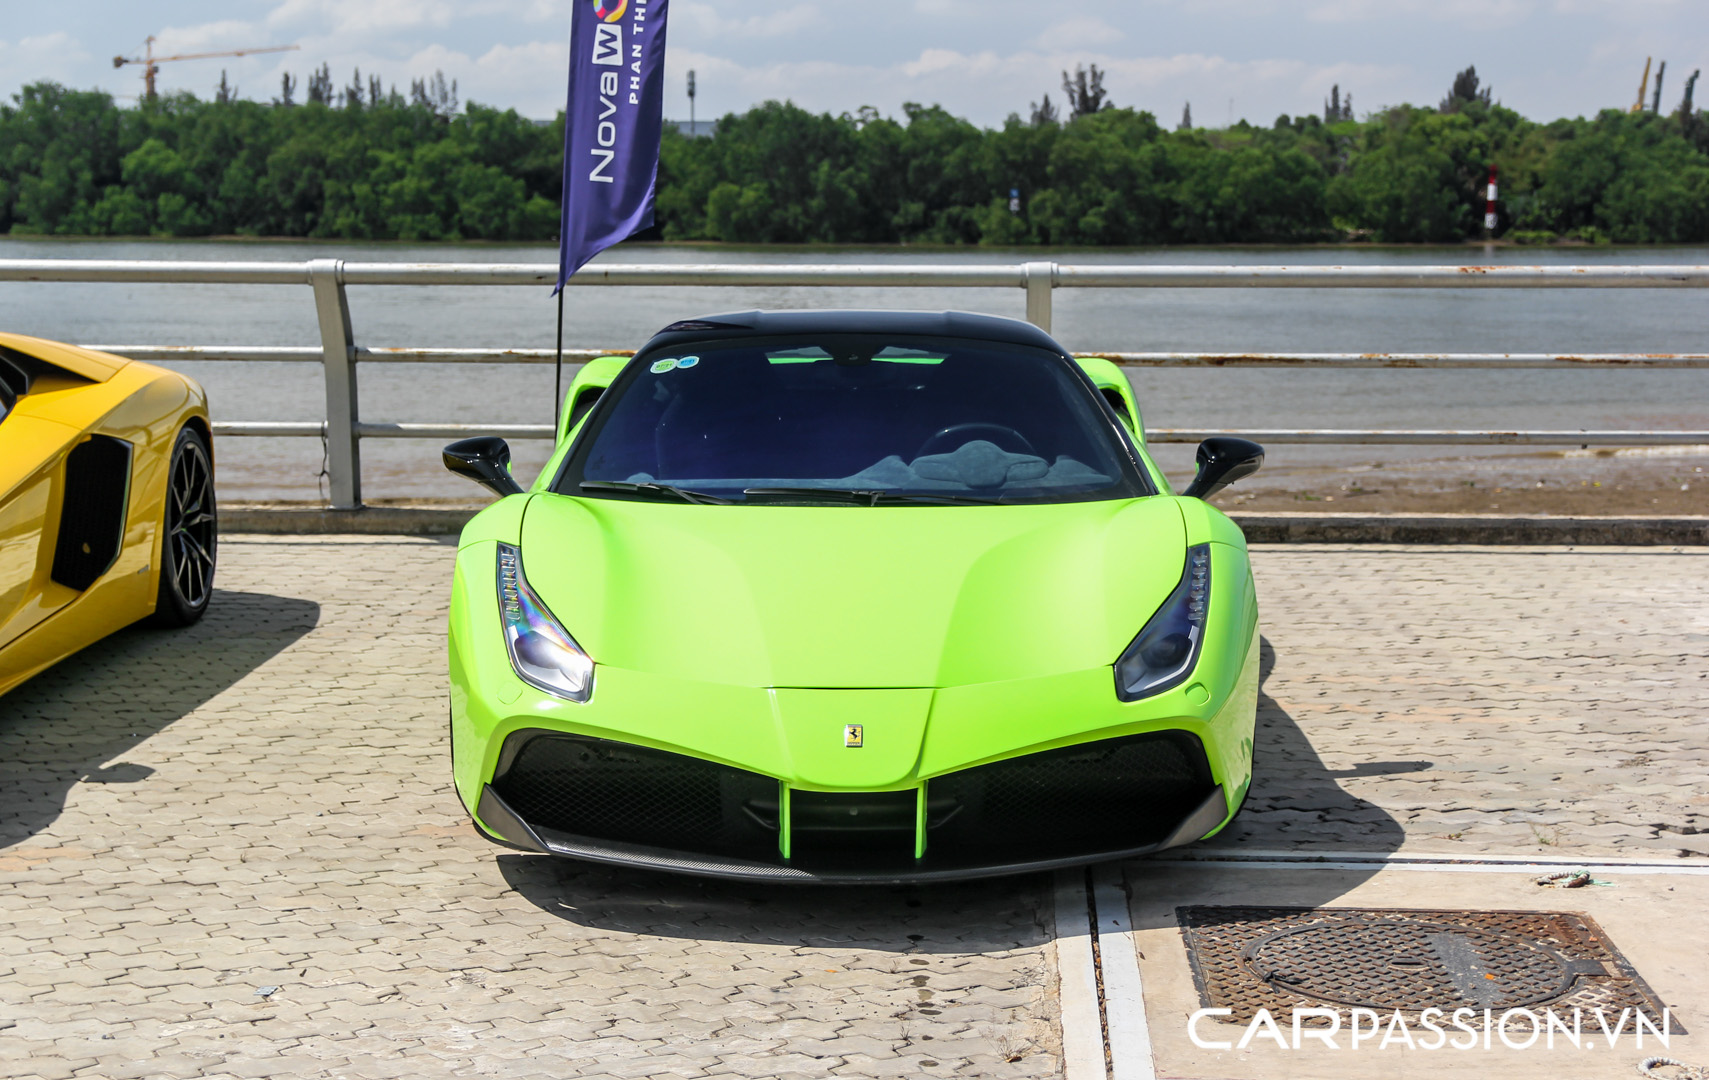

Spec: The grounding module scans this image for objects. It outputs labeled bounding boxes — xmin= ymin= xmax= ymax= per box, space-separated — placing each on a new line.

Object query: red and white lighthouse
xmin=1484 ymin=165 xmax=1499 ymax=234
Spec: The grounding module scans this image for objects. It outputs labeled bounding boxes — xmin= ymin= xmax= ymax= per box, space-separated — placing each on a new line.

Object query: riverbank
xmin=5 ymin=233 xmax=1692 ymax=252
xmin=1203 ymin=446 xmax=1707 ymax=515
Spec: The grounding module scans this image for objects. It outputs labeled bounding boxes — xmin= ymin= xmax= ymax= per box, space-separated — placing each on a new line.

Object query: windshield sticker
xmin=649 ymin=358 xmax=678 ymax=374
xmin=677 ymin=355 xmax=700 ymax=369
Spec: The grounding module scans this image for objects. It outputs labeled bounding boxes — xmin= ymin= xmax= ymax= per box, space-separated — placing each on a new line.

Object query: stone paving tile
xmin=0 ymin=537 xmax=1059 ymax=1080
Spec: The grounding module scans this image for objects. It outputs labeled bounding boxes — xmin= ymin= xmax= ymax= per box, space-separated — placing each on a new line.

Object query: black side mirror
xmin=443 ymin=436 xmax=524 ymax=498
xmin=1182 ymin=437 xmax=1265 ymax=500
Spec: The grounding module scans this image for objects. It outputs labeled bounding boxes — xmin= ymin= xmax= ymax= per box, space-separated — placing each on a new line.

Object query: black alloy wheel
xmin=150 ymin=426 xmax=217 ymax=626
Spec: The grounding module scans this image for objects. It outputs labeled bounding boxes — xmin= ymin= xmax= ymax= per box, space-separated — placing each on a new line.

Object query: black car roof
xmin=640 ymin=309 xmax=1066 ymax=354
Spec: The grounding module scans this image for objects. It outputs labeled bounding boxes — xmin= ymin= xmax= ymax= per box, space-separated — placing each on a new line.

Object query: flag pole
xmin=554 ymin=288 xmax=565 ymax=437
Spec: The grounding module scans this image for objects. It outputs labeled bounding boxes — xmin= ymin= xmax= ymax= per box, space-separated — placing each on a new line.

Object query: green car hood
xmin=518 ymin=494 xmax=1187 ymax=690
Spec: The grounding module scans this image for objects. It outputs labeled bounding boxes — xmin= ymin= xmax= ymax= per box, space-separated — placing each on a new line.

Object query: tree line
xmin=0 ymin=77 xmax=559 ymax=241
xmin=3 ymin=65 xmax=1707 ymax=244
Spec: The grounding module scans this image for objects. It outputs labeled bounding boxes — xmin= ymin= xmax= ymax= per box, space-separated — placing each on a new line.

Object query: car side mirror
xmin=1182 ymin=437 xmax=1265 ymax=500
xmin=443 ymin=436 xmax=524 ymax=498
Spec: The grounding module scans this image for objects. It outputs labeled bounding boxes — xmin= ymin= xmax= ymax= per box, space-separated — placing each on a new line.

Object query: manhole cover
xmin=1179 ymin=907 xmax=1679 ymax=1028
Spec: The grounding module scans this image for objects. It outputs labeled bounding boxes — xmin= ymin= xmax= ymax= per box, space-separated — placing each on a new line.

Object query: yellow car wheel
xmin=149 ymin=426 xmax=216 ymax=627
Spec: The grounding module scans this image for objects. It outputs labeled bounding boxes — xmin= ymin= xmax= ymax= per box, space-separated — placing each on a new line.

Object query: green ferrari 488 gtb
xmin=443 ymin=310 xmax=1263 ymax=882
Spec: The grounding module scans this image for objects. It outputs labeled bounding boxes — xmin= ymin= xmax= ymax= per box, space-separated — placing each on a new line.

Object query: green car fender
xmin=537 ymin=355 xmax=629 ymax=473
xmin=1074 ymin=356 xmax=1171 ymax=492
xmin=1177 ymin=494 xmax=1261 ymax=822
xmin=448 ymin=492 xmax=530 ymax=812
xmin=514 ymin=356 xmax=632 ymax=494
xmin=1073 ymin=356 xmax=1144 ymax=439
xmin=557 ymin=356 xmax=627 ymax=443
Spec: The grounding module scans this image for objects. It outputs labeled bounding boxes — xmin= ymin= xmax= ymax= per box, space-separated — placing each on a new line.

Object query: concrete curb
xmin=217 ymin=506 xmax=1709 ymax=545
xmin=220 ymin=506 xmax=481 ymax=535
xmin=1229 ymin=512 xmax=1709 ymax=545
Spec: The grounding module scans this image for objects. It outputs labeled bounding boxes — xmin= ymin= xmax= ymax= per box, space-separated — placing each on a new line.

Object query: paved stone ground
xmin=0 ymin=538 xmax=1058 ymax=1080
xmin=1221 ymin=545 xmax=1709 ymax=859
xmin=1 ymin=539 xmax=1705 ymax=1079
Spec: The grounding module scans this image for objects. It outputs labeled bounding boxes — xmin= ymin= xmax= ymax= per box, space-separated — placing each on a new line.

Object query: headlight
xmin=497 ymin=542 xmax=593 ymax=702
xmin=1115 ymin=543 xmax=1210 ymax=701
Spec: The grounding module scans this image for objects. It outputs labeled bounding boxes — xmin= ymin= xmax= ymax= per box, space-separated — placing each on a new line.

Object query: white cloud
xmin=662 ymin=44 xmax=1408 ymax=126
xmin=1 ymin=31 xmax=86 ymax=58
xmin=1304 ymin=0 xmax=1536 ymax=23
xmin=475 ymin=0 xmax=564 ymax=23
xmin=236 ymin=38 xmax=568 ymax=115
xmin=1552 ymin=0 xmax=1687 ymax=11
xmin=677 ymin=3 xmax=820 ymax=39
xmin=465 ymin=41 xmax=571 ymax=115
xmin=267 ymin=0 xmax=457 ymax=36
xmin=910 ymin=0 xmax=987 ymax=15
xmin=1036 ymin=17 xmax=1126 ymax=52
xmin=0 ymin=32 xmax=91 ymax=91
xmin=146 ymin=20 xmax=274 ymax=56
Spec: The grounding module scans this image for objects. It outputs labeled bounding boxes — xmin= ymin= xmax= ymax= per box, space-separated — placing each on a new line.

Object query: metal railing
xmin=3 ymin=257 xmax=1706 ymax=509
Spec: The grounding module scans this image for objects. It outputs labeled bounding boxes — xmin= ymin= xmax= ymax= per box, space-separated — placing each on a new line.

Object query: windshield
xmin=556 ymin=334 xmax=1152 ymax=504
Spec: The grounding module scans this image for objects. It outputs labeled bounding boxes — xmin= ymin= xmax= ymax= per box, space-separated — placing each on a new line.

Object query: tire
xmin=149 ymin=425 xmax=217 ymax=627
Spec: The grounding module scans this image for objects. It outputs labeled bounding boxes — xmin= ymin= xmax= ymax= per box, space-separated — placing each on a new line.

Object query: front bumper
xmin=448 ymin=535 xmax=1261 ymax=882
xmin=470 ymin=727 xmax=1232 ymax=884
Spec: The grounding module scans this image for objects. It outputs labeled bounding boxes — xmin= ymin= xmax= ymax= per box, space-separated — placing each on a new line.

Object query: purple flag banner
xmin=556 ymin=0 xmax=669 ymax=291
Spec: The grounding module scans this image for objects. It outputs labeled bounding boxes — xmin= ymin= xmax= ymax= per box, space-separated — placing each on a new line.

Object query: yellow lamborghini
xmin=0 ymin=333 xmax=215 ymax=697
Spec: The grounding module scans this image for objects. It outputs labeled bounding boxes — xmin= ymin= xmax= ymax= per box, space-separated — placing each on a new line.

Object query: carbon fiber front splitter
xmin=476 ymin=782 xmax=1229 ymax=884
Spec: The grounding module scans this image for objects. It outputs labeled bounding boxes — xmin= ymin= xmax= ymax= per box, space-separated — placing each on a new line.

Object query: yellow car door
xmin=0 ymin=412 xmax=80 ymax=650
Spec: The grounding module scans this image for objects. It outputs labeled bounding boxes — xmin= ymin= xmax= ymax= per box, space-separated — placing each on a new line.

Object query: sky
xmin=2 ymin=1 xmax=1706 ymax=128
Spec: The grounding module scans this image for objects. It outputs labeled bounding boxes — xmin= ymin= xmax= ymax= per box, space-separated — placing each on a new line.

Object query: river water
xmin=2 ymin=237 xmax=1705 ymax=501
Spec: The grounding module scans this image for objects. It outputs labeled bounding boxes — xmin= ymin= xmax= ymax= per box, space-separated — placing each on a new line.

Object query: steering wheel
xmin=915 ymin=423 xmax=1037 ymax=459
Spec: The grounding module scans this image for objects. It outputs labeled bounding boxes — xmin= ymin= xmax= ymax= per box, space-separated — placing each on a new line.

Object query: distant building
xmin=669 ymin=119 xmax=717 ymax=138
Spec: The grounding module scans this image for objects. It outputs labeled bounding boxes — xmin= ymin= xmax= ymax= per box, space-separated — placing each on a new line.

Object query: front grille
xmin=493 ymin=733 xmax=779 ymax=859
xmin=790 ymin=789 xmax=918 ymax=859
xmin=927 ymin=731 xmax=1215 ymax=860
xmin=489 ymin=728 xmax=1216 ymax=876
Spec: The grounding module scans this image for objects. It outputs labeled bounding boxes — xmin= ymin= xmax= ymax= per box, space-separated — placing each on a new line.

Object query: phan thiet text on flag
xmin=556 ymin=0 xmax=670 ymax=291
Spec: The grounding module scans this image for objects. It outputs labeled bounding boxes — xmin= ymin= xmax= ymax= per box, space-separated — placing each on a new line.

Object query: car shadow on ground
xmin=0 ymin=588 xmax=319 ymax=848
xmin=1123 ymin=635 xmax=1428 ymax=930
xmin=498 ymin=853 xmax=1055 ymax=955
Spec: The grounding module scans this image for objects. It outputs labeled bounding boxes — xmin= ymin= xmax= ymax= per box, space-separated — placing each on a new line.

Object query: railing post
xmin=308 ymin=258 xmax=361 ymax=509
xmin=1023 ymin=260 xmax=1055 ymax=333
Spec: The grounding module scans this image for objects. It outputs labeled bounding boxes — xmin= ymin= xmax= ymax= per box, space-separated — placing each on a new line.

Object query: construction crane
xmin=113 ymin=36 xmax=300 ymax=101
xmin=1632 ymin=57 xmax=1653 ymax=113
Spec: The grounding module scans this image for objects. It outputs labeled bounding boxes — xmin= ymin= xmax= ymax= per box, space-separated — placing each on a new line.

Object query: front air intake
xmin=926 ymin=730 xmax=1216 ymax=861
xmin=492 ymin=732 xmax=780 ymax=860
